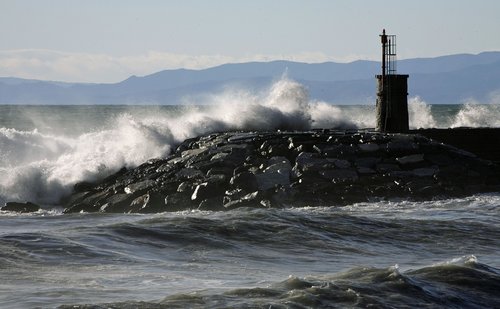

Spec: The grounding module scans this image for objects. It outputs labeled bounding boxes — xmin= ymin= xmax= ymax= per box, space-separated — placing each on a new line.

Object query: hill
xmin=1 ymin=52 xmax=500 ymax=104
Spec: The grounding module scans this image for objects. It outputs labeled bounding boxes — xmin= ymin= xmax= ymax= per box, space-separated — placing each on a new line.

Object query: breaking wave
xmin=408 ymin=96 xmax=437 ymax=129
xmin=451 ymin=102 xmax=500 ymax=128
xmin=1 ymin=77 xmax=499 ymax=206
xmin=0 ymin=78 xmax=355 ymax=205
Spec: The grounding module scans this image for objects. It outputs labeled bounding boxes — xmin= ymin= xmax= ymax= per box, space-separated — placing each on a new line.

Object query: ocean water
xmin=1 ymin=79 xmax=500 ymax=308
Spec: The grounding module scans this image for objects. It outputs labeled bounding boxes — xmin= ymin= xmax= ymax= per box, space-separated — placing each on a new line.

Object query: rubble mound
xmin=63 ymin=130 xmax=500 ymax=213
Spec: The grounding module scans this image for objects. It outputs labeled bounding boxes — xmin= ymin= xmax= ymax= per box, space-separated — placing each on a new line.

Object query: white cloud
xmin=0 ymin=49 xmax=374 ymax=83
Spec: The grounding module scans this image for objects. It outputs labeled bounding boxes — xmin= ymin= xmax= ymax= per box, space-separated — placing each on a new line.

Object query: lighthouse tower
xmin=376 ymin=29 xmax=409 ymax=132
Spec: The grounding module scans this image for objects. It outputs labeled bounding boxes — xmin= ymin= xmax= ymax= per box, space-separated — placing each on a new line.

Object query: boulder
xmin=230 ymin=171 xmax=259 ymax=192
xmin=191 ymin=180 xmax=226 ymax=202
xmin=319 ymin=169 xmax=359 ymax=182
xmin=131 ymin=192 xmax=166 ymax=213
xmin=412 ymin=167 xmax=438 ymax=177
xmin=255 ymin=164 xmax=291 ymax=190
xmin=198 ymin=196 xmax=224 ymax=211
xmin=355 ymin=157 xmax=380 ymax=168
xmin=2 ymin=201 xmax=40 ymax=213
xmin=165 ymin=193 xmax=195 ymax=211
xmin=73 ymin=181 xmax=95 ymax=193
xmin=359 ymin=143 xmax=380 ymax=153
xmin=333 ymin=159 xmax=351 ymax=169
xmin=223 ymin=191 xmax=261 ymax=209
xmin=396 ymin=154 xmax=425 ymax=165
xmin=175 ymin=168 xmax=204 ymax=180
xmin=124 ymin=180 xmax=156 ymax=195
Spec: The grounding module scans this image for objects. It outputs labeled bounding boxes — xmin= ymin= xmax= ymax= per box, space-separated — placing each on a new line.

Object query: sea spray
xmin=1 ymin=77 xmax=498 ymax=206
xmin=0 ymin=117 xmax=176 ymax=205
xmin=451 ymin=102 xmax=500 ymax=128
xmin=408 ymin=97 xmax=437 ymax=129
xmin=0 ymin=78 xmax=355 ymax=206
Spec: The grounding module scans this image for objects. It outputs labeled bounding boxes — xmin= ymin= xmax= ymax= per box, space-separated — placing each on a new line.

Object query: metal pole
xmin=380 ymin=29 xmax=388 ymax=131
xmin=381 ymin=29 xmax=387 ymax=77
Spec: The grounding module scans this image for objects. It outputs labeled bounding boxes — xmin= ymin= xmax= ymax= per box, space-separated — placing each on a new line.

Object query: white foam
xmin=0 ymin=77 xmax=358 ymax=206
xmin=408 ymin=97 xmax=437 ymax=129
xmin=0 ymin=116 xmax=176 ymax=205
xmin=451 ymin=102 xmax=500 ymax=128
xmin=2 ymin=77 xmax=498 ymax=206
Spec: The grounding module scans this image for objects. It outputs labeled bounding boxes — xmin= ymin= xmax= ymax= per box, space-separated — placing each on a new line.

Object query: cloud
xmin=0 ymin=49 xmax=374 ymax=83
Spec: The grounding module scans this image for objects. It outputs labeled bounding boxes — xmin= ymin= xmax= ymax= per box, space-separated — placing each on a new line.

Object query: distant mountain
xmin=1 ymin=51 xmax=500 ymax=105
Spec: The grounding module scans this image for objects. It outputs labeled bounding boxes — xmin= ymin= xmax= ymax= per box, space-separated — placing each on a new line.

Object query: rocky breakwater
xmin=63 ymin=130 xmax=500 ymax=213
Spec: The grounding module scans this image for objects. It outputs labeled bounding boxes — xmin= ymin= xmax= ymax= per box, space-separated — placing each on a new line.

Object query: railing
xmin=385 ymin=34 xmax=397 ymax=75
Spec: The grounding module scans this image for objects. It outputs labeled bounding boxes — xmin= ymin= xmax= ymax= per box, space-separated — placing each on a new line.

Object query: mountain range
xmin=1 ymin=51 xmax=500 ymax=105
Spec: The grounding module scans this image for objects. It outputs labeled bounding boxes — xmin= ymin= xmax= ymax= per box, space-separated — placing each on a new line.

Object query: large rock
xmin=255 ymin=158 xmax=292 ymax=190
xmin=230 ymin=171 xmax=259 ymax=192
xmin=2 ymin=201 xmax=40 ymax=213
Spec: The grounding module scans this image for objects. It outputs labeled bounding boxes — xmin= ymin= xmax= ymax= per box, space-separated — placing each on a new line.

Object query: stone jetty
xmin=60 ymin=130 xmax=500 ymax=213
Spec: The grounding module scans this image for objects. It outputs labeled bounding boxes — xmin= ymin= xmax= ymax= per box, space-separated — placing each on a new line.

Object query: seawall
xmin=57 ymin=129 xmax=500 ymax=213
xmin=3 ymin=128 xmax=500 ymax=213
xmin=413 ymin=128 xmax=500 ymax=164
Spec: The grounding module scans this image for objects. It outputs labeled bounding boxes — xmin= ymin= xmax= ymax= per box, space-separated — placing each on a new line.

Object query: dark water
xmin=1 ymin=195 xmax=499 ymax=308
xmin=1 ymin=101 xmax=500 ymax=308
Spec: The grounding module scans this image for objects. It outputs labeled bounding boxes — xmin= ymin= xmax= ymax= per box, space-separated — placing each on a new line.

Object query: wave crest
xmin=0 ymin=77 xmax=356 ymax=205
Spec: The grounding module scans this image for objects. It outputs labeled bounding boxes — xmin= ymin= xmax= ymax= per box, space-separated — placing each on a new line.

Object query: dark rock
xmin=175 ymin=168 xmax=204 ymax=180
xmin=376 ymin=163 xmax=401 ymax=173
xmin=191 ymin=181 xmax=226 ymax=202
xmin=233 ymin=165 xmax=249 ymax=176
xmin=2 ymin=201 xmax=40 ymax=213
xmin=255 ymin=160 xmax=292 ymax=190
xmin=386 ymin=139 xmax=419 ymax=154
xmin=425 ymin=154 xmax=453 ymax=166
xmin=181 ymin=147 xmax=207 ymax=159
xmin=331 ymin=159 xmax=350 ymax=169
xmin=295 ymin=153 xmax=334 ymax=172
xmin=224 ymin=191 xmax=265 ymax=209
xmin=73 ymin=181 xmax=95 ymax=193
xmin=165 ymin=193 xmax=195 ymax=211
xmin=357 ymin=167 xmax=376 ymax=175
xmin=355 ymin=157 xmax=380 ymax=168
xmin=412 ymin=167 xmax=438 ymax=177
xmin=230 ymin=171 xmax=259 ymax=192
xmin=359 ymin=143 xmax=380 ymax=153
xmin=101 ymin=167 xmax=128 ymax=185
xmin=268 ymin=156 xmax=290 ymax=166
xmin=177 ymin=181 xmax=193 ymax=193
xmin=198 ymin=196 xmax=224 ymax=211
xmin=210 ymin=152 xmax=229 ymax=161
xmin=64 ymin=189 xmax=112 ymax=213
xmin=97 ymin=193 xmax=138 ymax=213
xmin=207 ymin=167 xmax=232 ymax=177
xmin=396 ymin=154 xmax=425 ymax=165
xmin=124 ymin=180 xmax=156 ymax=195
xmin=176 ymin=136 xmax=200 ymax=153
xmin=319 ymin=169 xmax=359 ymax=183
xmin=131 ymin=192 xmax=166 ymax=213
xmin=267 ymin=143 xmax=289 ymax=157
xmin=321 ymin=144 xmax=358 ymax=158
xmin=223 ymin=148 xmax=248 ymax=168
xmin=156 ymin=163 xmax=174 ymax=173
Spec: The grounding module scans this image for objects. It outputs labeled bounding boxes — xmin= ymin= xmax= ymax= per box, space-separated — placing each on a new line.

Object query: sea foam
xmin=0 ymin=78 xmax=353 ymax=206
xmin=1 ymin=77 xmax=498 ymax=206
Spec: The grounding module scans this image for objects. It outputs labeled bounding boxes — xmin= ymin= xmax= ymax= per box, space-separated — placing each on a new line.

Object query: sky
xmin=1 ymin=0 xmax=499 ymax=83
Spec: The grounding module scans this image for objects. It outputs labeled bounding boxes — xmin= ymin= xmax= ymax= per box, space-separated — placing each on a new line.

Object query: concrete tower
xmin=376 ymin=29 xmax=409 ymax=132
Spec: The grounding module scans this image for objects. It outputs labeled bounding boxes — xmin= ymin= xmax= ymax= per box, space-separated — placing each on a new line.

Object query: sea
xmin=1 ymin=79 xmax=500 ymax=308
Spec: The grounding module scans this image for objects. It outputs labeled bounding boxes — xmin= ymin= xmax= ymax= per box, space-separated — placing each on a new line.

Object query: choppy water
xmin=1 ymin=79 xmax=500 ymax=308
xmin=1 ymin=196 xmax=499 ymax=308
